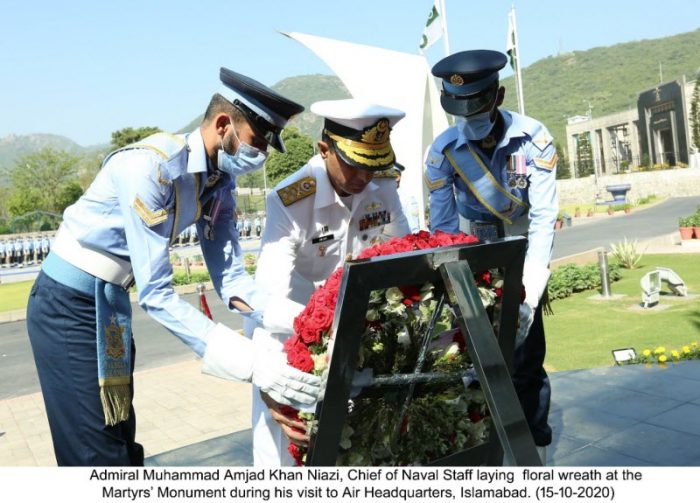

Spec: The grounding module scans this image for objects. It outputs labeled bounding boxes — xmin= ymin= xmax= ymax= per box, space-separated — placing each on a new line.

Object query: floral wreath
xmin=283 ymin=230 xmax=510 ymax=466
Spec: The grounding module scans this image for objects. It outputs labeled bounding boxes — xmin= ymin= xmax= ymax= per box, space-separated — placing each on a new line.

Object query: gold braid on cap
xmin=325 ymin=119 xmax=394 ymax=168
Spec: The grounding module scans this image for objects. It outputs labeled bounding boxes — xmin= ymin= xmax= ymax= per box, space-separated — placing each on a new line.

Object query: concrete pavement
xmin=0 ymin=358 xmax=252 ymax=466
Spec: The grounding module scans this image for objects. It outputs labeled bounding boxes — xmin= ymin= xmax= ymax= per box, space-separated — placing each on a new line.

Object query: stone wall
xmin=556 ymin=167 xmax=700 ymax=206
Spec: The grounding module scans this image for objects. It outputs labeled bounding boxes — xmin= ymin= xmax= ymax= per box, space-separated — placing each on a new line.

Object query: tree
xmin=237 ymin=169 xmax=265 ymax=190
xmin=5 ymin=147 xmax=82 ymax=217
xmin=691 ymin=74 xmax=700 ymax=151
xmin=554 ymin=142 xmax=571 ymax=179
xmin=575 ymin=133 xmax=594 ymax=178
xmin=264 ymin=127 xmax=315 ymax=187
xmin=110 ymin=126 xmax=161 ymax=149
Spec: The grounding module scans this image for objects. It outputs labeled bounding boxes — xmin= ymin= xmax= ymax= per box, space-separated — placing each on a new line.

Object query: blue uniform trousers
xmin=26 ymin=271 xmax=144 ymax=466
xmin=512 ymin=303 xmax=552 ymax=446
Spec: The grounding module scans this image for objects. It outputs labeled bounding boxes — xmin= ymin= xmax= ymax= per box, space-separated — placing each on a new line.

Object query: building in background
xmin=565 ymin=76 xmax=698 ymax=178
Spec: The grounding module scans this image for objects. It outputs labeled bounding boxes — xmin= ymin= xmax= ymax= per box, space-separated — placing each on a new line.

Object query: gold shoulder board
xmin=277 ymin=176 xmax=317 ymax=207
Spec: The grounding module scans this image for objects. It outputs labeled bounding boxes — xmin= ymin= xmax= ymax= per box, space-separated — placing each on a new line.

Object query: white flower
xmin=396 ymin=327 xmax=411 ymax=348
xmin=339 ymin=424 xmax=354 ymax=450
xmin=311 ymin=352 xmax=328 ymax=373
xmin=385 ymin=287 xmax=404 ymax=305
xmin=365 ymin=308 xmax=380 ymax=321
xmin=478 ymin=286 xmax=497 ymax=308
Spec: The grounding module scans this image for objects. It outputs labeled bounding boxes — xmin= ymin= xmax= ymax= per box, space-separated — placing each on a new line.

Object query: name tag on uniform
xmin=312 ymin=234 xmax=334 ymax=244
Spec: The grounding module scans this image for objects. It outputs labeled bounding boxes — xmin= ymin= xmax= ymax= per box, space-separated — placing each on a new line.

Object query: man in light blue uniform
xmin=0 ymin=239 xmax=5 ymax=267
xmin=26 ymin=68 xmax=320 ymax=466
xmin=33 ymin=234 xmax=41 ymax=263
xmin=425 ymin=50 xmax=558 ymax=461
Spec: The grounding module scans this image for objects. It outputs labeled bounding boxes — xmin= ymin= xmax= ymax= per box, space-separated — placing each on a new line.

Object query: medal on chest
xmin=359 ymin=209 xmax=391 ymax=231
xmin=507 ymin=154 xmax=529 ymax=189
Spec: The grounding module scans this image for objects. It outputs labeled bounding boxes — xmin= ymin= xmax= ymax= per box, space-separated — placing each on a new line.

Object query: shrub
xmin=172 ymin=270 xmax=211 ymax=286
xmin=610 ymin=238 xmax=643 ymax=269
xmin=548 ymin=262 xmax=622 ymax=301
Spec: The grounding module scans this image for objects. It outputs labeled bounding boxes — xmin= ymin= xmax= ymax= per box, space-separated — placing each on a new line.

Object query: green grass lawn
xmin=0 ymin=280 xmax=33 ymax=312
xmin=544 ymin=254 xmax=700 ymax=372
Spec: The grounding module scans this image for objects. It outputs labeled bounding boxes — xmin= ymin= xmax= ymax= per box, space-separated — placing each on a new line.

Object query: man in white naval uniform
xmin=251 ymin=99 xmax=411 ymax=465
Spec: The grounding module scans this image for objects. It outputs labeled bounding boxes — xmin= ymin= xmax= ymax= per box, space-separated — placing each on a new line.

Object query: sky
xmin=1 ymin=0 xmax=698 ymax=146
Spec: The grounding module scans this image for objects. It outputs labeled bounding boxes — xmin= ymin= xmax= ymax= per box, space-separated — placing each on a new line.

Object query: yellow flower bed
xmin=633 ymin=342 xmax=699 ymax=365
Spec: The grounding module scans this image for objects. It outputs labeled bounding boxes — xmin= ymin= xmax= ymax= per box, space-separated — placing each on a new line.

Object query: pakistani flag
xmin=506 ymin=12 xmax=517 ymax=69
xmin=419 ymin=2 xmax=443 ymax=50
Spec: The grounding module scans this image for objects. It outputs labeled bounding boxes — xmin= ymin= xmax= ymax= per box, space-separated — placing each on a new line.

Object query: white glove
xmin=255 ymin=350 xmax=322 ymax=406
xmin=515 ymin=301 xmax=536 ymax=349
xmin=515 ymin=261 xmax=551 ymax=348
xmin=202 ymin=323 xmax=321 ymax=407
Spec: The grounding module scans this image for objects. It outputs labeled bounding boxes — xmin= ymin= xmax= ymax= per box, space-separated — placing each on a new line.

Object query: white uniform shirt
xmin=256 ymin=154 xmax=411 ymax=308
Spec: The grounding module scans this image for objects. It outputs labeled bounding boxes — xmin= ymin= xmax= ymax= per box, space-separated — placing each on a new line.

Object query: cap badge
xmin=450 ymin=74 xmax=464 ymax=86
xmin=361 ymin=119 xmax=390 ymax=144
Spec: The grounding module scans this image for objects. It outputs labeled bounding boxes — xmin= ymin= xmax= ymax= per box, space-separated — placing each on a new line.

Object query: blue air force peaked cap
xmin=218 ymin=68 xmax=304 ymax=152
xmin=432 ymin=50 xmax=507 ymax=117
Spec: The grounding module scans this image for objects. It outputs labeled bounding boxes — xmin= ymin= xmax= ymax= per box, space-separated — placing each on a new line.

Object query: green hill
xmin=0 ymin=133 xmax=88 ymax=172
xmin=501 ymin=28 xmax=700 ymax=147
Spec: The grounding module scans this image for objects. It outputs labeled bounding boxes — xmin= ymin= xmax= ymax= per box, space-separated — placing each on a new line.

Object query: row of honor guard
xmin=0 ymin=234 xmax=53 ymax=267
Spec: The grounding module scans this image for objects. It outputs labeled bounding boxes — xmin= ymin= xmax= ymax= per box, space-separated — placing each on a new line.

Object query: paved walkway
xmin=0 ymin=358 xmax=251 ymax=466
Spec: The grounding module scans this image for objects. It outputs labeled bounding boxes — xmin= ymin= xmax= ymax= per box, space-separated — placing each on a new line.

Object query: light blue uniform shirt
xmin=425 ymin=110 xmax=559 ymax=274
xmin=61 ymin=129 xmax=260 ymax=356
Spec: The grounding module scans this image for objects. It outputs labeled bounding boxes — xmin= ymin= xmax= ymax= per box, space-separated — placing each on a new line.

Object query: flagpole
xmin=440 ymin=0 xmax=450 ymax=56
xmin=510 ymin=6 xmax=526 ymax=115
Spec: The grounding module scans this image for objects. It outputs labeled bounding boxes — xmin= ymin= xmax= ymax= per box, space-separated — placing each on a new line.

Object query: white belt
xmin=51 ymin=227 xmax=135 ymax=290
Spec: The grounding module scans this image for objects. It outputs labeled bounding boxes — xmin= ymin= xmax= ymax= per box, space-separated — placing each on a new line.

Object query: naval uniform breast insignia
xmin=277 ymin=176 xmax=317 ymax=207
xmin=318 ymin=244 xmax=327 ymax=257
xmin=359 ymin=210 xmax=391 ymax=231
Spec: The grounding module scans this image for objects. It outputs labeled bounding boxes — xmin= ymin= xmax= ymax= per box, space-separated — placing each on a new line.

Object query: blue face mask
xmin=217 ymin=126 xmax=268 ymax=178
xmin=460 ymin=103 xmax=497 ymax=141
xmin=462 ymin=96 xmax=496 ymax=140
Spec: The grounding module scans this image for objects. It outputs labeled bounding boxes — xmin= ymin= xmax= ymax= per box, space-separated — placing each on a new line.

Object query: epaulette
xmin=103 ymin=132 xmax=188 ymax=169
xmin=430 ymin=126 xmax=459 ymax=154
xmin=128 ymin=132 xmax=187 ymax=160
xmin=276 ymin=176 xmax=317 ymax=207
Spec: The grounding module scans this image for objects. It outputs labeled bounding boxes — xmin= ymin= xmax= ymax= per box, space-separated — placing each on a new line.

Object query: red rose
xmin=452 ymin=329 xmax=466 ymax=353
xmin=479 ymin=271 xmax=492 ymax=285
xmin=399 ymin=284 xmax=422 ymax=306
xmin=288 ymin=443 xmax=305 ymax=466
xmin=284 ymin=336 xmax=315 ymax=373
xmin=310 ymin=305 xmax=334 ymax=332
xmin=468 ymin=408 xmax=482 ymax=423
